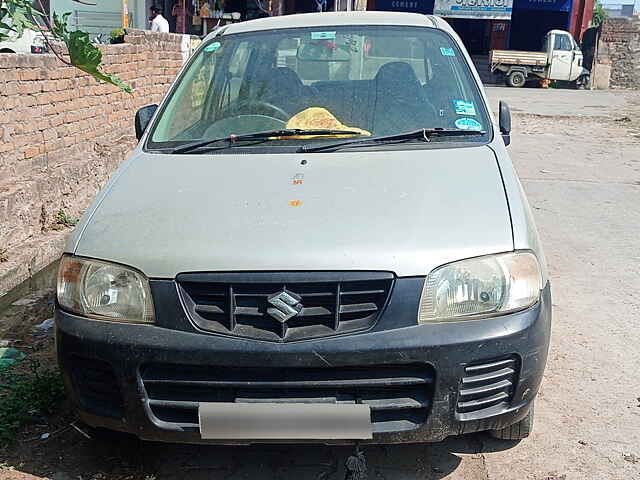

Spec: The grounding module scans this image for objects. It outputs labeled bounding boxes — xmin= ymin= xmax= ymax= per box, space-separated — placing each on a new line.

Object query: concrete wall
xmin=0 ymin=30 xmax=186 ymax=297
xmin=50 ymin=0 xmax=150 ymax=34
xmin=594 ymin=17 xmax=640 ymax=89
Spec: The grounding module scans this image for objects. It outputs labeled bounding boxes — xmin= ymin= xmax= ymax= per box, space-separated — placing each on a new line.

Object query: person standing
xmin=171 ymin=0 xmax=191 ymax=34
xmin=149 ymin=6 xmax=170 ymax=33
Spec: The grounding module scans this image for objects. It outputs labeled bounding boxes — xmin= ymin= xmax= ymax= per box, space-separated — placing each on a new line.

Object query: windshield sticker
xmin=455 ymin=118 xmax=483 ymax=131
xmin=343 ymin=34 xmax=359 ymax=52
xmin=453 ymin=100 xmax=476 ymax=116
xmin=440 ymin=47 xmax=455 ymax=56
xmin=203 ymin=42 xmax=221 ymax=53
xmin=311 ymin=31 xmax=336 ymax=40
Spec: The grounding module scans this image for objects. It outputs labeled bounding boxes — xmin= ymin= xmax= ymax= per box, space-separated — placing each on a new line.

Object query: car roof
xmin=209 ymin=12 xmax=452 ymax=39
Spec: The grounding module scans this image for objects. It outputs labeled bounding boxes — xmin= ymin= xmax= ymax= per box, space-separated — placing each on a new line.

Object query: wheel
xmin=490 ymin=402 xmax=534 ymax=440
xmin=575 ymin=75 xmax=590 ymax=90
xmin=506 ymin=71 xmax=526 ymax=88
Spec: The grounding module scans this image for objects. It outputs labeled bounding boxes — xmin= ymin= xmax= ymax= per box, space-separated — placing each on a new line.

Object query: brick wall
xmin=595 ymin=17 xmax=640 ymax=89
xmin=0 ymin=30 xmax=188 ymax=296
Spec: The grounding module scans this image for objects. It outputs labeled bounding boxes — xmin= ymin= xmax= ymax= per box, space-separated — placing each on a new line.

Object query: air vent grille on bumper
xmin=141 ymin=364 xmax=434 ymax=434
xmin=177 ymin=272 xmax=394 ymax=342
xmin=457 ymin=356 xmax=519 ymax=415
xmin=70 ymin=357 xmax=124 ymax=419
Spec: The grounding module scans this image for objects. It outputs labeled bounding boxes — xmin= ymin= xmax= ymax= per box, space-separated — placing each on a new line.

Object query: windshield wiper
xmin=298 ymin=128 xmax=486 ymax=153
xmin=171 ymin=129 xmax=364 ymax=154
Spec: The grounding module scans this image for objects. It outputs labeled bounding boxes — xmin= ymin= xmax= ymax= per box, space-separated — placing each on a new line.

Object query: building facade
xmin=370 ymin=0 xmax=594 ymax=53
xmin=49 ymin=0 xmax=142 ymax=35
xmin=49 ymin=0 xmax=268 ymax=37
xmin=48 ymin=0 xmax=592 ymax=47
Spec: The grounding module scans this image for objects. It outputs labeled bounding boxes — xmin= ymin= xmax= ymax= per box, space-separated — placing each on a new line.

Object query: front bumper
xmin=55 ymin=283 xmax=551 ymax=444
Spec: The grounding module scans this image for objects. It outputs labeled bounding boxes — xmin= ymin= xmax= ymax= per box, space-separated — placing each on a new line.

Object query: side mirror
xmin=135 ymin=104 xmax=158 ymax=141
xmin=499 ymin=100 xmax=511 ymax=147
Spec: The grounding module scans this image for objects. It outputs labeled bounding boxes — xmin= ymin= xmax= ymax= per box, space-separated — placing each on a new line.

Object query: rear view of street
xmin=1 ymin=87 xmax=639 ymax=480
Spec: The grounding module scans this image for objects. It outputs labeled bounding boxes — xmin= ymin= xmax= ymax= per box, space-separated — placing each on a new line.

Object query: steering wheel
xmin=220 ymin=100 xmax=290 ymax=122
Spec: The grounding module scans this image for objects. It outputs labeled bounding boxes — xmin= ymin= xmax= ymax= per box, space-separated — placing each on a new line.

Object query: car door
xmin=568 ymin=37 xmax=584 ymax=81
xmin=548 ymin=32 xmax=573 ymax=80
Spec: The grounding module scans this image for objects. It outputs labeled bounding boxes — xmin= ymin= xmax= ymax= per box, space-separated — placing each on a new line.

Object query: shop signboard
xmin=375 ymin=0 xmax=435 ymax=13
xmin=434 ymin=0 xmax=513 ymax=19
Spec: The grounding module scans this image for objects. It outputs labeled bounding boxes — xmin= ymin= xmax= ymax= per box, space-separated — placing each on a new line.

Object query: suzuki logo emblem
xmin=267 ymin=290 xmax=303 ymax=323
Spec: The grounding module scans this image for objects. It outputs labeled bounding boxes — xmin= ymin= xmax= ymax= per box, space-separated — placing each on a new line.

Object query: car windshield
xmin=147 ymin=25 xmax=491 ymax=150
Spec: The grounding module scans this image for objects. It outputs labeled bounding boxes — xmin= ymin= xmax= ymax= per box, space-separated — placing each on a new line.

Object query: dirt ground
xmin=1 ymin=87 xmax=640 ymax=480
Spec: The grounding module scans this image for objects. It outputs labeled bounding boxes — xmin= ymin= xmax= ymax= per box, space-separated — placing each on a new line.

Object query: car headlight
xmin=418 ymin=251 xmax=542 ymax=323
xmin=57 ymin=255 xmax=155 ymax=323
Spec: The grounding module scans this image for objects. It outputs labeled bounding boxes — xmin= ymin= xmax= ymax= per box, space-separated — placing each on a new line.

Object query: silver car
xmin=55 ymin=11 xmax=551 ymax=445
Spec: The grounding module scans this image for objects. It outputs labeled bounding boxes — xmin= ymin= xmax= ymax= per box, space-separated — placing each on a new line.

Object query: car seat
xmin=371 ymin=62 xmax=438 ymax=136
xmin=257 ymin=66 xmax=317 ymax=116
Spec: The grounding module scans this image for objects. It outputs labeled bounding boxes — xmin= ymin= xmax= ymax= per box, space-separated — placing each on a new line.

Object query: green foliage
xmin=52 ymin=13 xmax=133 ymax=94
xmin=109 ymin=27 xmax=126 ymax=41
xmin=54 ymin=209 xmax=79 ymax=228
xmin=592 ymin=2 xmax=607 ymax=27
xmin=0 ymin=0 xmax=132 ymax=93
xmin=0 ymin=0 xmax=45 ymax=42
xmin=0 ymin=360 xmax=65 ymax=445
xmin=0 ymin=248 xmax=7 ymax=263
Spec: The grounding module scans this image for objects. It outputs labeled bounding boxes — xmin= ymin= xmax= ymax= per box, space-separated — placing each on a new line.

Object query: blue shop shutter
xmin=513 ymin=0 xmax=572 ymax=12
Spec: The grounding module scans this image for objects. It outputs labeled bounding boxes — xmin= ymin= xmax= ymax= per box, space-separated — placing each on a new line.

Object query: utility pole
xmin=122 ymin=0 xmax=128 ymax=28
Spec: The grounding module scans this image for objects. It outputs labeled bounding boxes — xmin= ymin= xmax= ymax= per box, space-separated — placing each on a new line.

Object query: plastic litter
xmin=10 ymin=290 xmax=52 ymax=307
xmin=0 ymin=347 xmax=26 ymax=369
xmin=11 ymin=297 xmax=39 ymax=307
xmin=34 ymin=318 xmax=55 ymax=333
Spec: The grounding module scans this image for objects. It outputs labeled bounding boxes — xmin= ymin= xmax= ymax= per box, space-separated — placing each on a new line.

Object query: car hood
xmin=73 ymin=146 xmax=513 ymax=278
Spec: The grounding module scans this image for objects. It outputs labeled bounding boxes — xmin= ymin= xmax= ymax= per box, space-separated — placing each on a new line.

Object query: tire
xmin=506 ymin=71 xmax=526 ymax=88
xmin=575 ymin=75 xmax=589 ymax=90
xmin=490 ymin=402 xmax=534 ymax=440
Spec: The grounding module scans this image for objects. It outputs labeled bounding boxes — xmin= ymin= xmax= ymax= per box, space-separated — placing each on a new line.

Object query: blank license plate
xmin=199 ymin=403 xmax=372 ymax=440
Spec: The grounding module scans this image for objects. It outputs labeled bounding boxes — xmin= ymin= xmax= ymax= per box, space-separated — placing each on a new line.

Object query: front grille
xmin=141 ymin=363 xmax=434 ymax=434
xmin=457 ymin=356 xmax=519 ymax=415
xmin=70 ymin=357 xmax=124 ymax=419
xmin=177 ymin=272 xmax=394 ymax=342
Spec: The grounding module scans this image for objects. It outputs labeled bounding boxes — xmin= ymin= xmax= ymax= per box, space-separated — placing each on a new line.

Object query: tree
xmin=0 ymin=0 xmax=132 ymax=93
xmin=592 ymin=2 xmax=607 ymax=27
